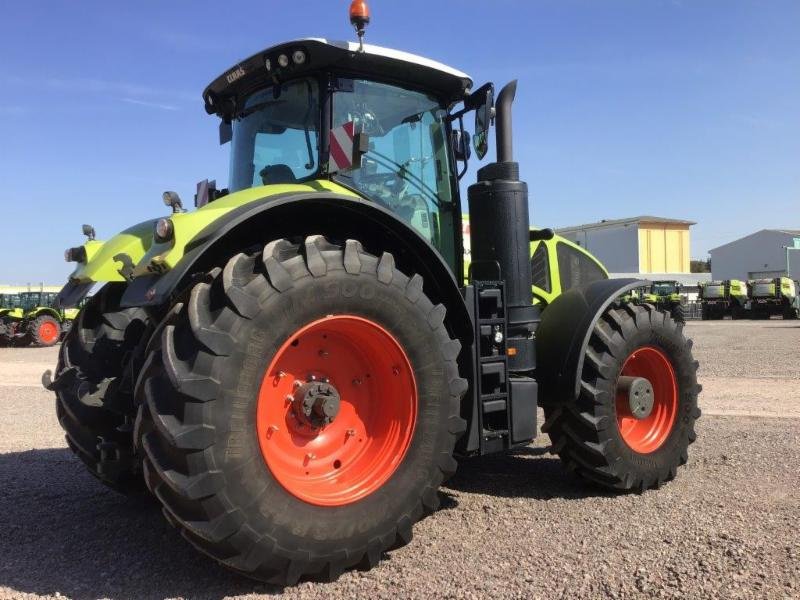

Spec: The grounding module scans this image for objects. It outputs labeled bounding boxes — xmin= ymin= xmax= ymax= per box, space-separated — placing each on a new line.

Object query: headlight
xmin=277 ymin=53 xmax=289 ymax=68
xmin=292 ymin=50 xmax=306 ymax=65
xmin=64 ymin=247 xmax=87 ymax=263
xmin=154 ymin=218 xmax=174 ymax=243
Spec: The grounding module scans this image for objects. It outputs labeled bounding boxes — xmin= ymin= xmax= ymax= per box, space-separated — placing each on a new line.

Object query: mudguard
xmin=120 ymin=191 xmax=473 ymax=344
xmin=536 ymin=278 xmax=648 ymax=404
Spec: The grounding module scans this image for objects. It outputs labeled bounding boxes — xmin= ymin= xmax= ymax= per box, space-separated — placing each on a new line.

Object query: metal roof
xmin=709 ymin=228 xmax=800 ymax=253
xmin=556 ymin=215 xmax=696 ymax=233
xmin=203 ymin=38 xmax=473 ymax=118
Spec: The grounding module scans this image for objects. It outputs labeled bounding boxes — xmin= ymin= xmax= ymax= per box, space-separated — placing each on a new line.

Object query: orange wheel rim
xmin=615 ymin=346 xmax=678 ymax=454
xmin=39 ymin=321 xmax=59 ymax=344
xmin=256 ymin=315 xmax=417 ymax=506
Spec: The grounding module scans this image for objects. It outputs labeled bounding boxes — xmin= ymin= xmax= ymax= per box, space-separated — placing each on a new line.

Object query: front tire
xmin=135 ymin=236 xmax=467 ymax=584
xmin=670 ymin=304 xmax=685 ymax=324
xmin=51 ymin=284 xmax=149 ymax=491
xmin=542 ymin=302 xmax=701 ymax=491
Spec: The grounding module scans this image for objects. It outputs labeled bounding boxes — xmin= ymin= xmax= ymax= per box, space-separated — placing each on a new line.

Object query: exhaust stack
xmin=467 ymin=80 xmax=536 ymax=373
xmin=495 ymin=80 xmax=516 ymax=163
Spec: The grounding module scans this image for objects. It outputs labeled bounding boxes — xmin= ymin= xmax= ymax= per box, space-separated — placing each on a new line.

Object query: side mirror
xmin=451 ymin=129 xmax=471 ymax=162
xmin=81 ymin=224 xmax=96 ymax=240
xmin=470 ymin=86 xmax=494 ymax=160
xmin=219 ymin=120 xmax=232 ymax=145
xmin=195 ymin=179 xmax=215 ymax=208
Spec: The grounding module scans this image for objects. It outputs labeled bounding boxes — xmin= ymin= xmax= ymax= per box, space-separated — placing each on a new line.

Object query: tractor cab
xmin=649 ymin=280 xmax=681 ymax=298
xmin=0 ymin=293 xmax=21 ymax=310
xmin=18 ymin=291 xmax=58 ymax=311
xmin=203 ymin=38 xmax=490 ymax=269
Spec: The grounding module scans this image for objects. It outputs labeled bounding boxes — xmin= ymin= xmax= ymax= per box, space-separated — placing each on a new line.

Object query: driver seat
xmin=260 ymin=164 xmax=297 ymax=184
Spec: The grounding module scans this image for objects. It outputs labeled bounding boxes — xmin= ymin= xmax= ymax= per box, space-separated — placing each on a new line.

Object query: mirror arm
xmin=456 ymin=115 xmax=468 ymax=180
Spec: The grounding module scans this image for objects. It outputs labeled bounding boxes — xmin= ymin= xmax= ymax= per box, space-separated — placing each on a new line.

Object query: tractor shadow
xmin=445 ymin=446 xmax=615 ymax=501
xmin=0 ymin=447 xmax=608 ymax=599
xmin=0 ymin=448 xmax=284 ymax=600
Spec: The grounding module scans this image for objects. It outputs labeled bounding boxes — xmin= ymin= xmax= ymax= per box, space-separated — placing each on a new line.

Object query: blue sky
xmin=1 ymin=0 xmax=798 ymax=283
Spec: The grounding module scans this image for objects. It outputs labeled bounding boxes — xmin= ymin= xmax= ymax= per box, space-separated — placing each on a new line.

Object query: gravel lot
xmin=1 ymin=320 xmax=798 ymax=599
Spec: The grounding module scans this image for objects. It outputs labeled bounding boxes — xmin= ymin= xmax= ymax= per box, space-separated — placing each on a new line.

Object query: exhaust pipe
xmin=495 ymin=80 xmax=517 ymax=163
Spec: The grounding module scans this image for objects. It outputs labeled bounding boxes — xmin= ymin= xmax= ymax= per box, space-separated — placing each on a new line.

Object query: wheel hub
xmin=293 ymin=380 xmax=341 ymax=428
xmin=618 ymin=376 xmax=654 ymax=419
xmin=615 ymin=346 xmax=679 ymax=454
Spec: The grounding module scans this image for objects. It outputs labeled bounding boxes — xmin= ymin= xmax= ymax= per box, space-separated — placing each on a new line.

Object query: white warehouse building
xmin=710 ymin=229 xmax=800 ymax=281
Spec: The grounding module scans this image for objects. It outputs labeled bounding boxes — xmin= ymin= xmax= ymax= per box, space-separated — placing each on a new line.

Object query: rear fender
xmin=67 ymin=222 xmax=155 ymax=284
xmin=26 ymin=307 xmax=62 ymax=322
xmin=120 ymin=192 xmax=473 ymax=346
xmin=535 ymin=278 xmax=648 ymax=404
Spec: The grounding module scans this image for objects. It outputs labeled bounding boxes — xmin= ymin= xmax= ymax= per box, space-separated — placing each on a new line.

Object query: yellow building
xmin=556 ymin=215 xmax=695 ymax=275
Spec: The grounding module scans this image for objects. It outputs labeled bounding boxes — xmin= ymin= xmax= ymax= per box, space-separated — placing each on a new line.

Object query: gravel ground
xmin=0 ymin=320 xmax=798 ymax=599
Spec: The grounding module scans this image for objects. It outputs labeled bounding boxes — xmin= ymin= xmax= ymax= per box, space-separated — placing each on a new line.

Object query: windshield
xmin=651 ymin=283 xmax=678 ymax=296
xmin=18 ymin=292 xmax=57 ymax=310
xmin=332 ymin=79 xmax=456 ymax=264
xmin=229 ymin=78 xmax=320 ymax=192
xmin=0 ymin=295 xmax=20 ymax=309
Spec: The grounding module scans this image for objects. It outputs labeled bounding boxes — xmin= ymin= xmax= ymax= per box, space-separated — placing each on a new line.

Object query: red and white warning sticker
xmin=329 ymin=121 xmax=356 ymax=173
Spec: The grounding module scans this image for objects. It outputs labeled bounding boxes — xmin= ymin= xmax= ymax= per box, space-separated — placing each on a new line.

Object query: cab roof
xmin=203 ymin=38 xmax=473 ymax=118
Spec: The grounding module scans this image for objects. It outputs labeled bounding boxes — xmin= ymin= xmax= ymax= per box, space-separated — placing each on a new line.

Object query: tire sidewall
xmin=206 ymin=258 xmax=450 ymax=550
xmin=601 ymin=317 xmax=697 ymax=478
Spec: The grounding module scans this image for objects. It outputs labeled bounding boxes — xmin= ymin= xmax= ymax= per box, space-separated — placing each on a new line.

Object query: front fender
xmin=536 ymin=278 xmax=648 ymax=404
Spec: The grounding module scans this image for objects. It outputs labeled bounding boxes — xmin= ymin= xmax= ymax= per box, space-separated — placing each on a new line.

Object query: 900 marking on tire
xmin=135 ymin=235 xmax=467 ymax=584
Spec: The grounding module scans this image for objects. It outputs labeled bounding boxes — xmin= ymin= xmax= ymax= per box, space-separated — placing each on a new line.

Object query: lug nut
xmin=318 ymin=349 xmax=329 ymax=358
xmin=266 ymin=425 xmax=278 ymax=439
xmin=352 ymin=377 xmax=362 ymax=386
xmin=345 ymin=428 xmax=356 ymax=438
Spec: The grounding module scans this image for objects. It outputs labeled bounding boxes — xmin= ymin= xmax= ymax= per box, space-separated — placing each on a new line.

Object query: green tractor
xmin=45 ymin=4 xmax=700 ymax=585
xmin=0 ymin=293 xmax=23 ymax=345
xmin=699 ymin=279 xmax=748 ymax=320
xmin=1 ymin=291 xmax=79 ymax=347
xmin=641 ymin=280 xmax=686 ymax=323
xmin=748 ymin=276 xmax=799 ymax=319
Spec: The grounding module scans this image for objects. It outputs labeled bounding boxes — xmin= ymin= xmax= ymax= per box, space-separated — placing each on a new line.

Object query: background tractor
xmin=642 ymin=280 xmax=686 ymax=323
xmin=748 ymin=277 xmax=798 ymax=319
xmin=698 ymin=279 xmax=748 ymax=320
xmin=0 ymin=291 xmax=79 ymax=346
xmin=0 ymin=292 xmax=23 ymax=345
xmin=45 ymin=3 xmax=700 ymax=585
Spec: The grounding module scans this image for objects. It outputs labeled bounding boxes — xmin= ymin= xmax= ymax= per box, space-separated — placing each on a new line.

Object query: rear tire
xmin=51 ymin=284 xmax=150 ymax=492
xmin=135 ymin=236 xmax=467 ymax=584
xmin=542 ymin=302 xmax=701 ymax=491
